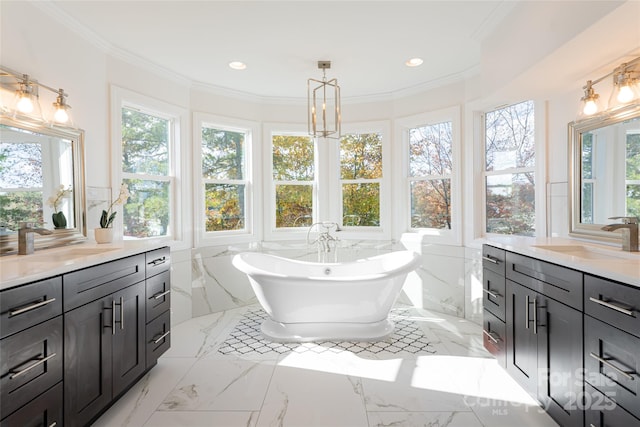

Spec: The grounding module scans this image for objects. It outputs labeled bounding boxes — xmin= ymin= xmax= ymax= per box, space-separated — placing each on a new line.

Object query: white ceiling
xmin=47 ymin=0 xmax=513 ymax=101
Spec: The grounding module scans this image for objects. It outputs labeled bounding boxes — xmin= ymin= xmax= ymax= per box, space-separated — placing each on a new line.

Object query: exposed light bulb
xmin=617 ymin=84 xmax=635 ymax=103
xmin=583 ymin=99 xmax=598 ymax=115
xmin=54 ymin=107 xmax=69 ymax=123
xmin=16 ymin=95 xmax=33 ymax=113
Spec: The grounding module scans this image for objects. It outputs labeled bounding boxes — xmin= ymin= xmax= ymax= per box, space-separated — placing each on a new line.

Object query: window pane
xmin=275 ymin=184 xmax=312 ymax=228
xmin=340 ymin=133 xmax=382 ymax=179
xmin=628 ymin=184 xmax=640 ymax=218
xmin=205 ymin=183 xmax=245 ymax=231
xmin=0 ymin=191 xmax=43 ymax=231
xmin=0 ymin=142 xmax=43 ymax=188
xmin=582 ymin=133 xmax=593 ymax=180
xmin=272 ymin=135 xmax=314 ymax=181
xmin=410 ymin=180 xmax=451 ymax=229
xmin=485 ymin=100 xmax=535 ymax=171
xmin=581 ymin=182 xmax=594 ymax=224
xmin=486 ymin=173 xmax=535 ymax=235
xmin=122 ymin=178 xmax=169 ymax=238
xmin=627 ymin=132 xmax=640 ymax=180
xmin=122 ymin=108 xmax=169 ymax=176
xmin=201 ymin=127 xmax=245 ymax=180
xmin=342 ymin=183 xmax=379 ymax=226
xmin=409 ymin=122 xmax=452 ymax=177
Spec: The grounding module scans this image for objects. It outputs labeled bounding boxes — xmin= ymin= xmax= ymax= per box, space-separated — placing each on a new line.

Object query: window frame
xmin=110 ymin=86 xmax=189 ymax=249
xmin=480 ymin=100 xmax=546 ymax=238
xmin=396 ymin=107 xmax=461 ymax=245
xmin=194 ymin=112 xmax=260 ymax=246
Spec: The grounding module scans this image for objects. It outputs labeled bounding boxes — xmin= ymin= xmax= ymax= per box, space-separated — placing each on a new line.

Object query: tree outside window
xmin=121 ymin=107 xmax=172 ymax=238
xmin=627 ymin=131 xmax=640 ymax=218
xmin=484 ymin=100 xmax=535 ymax=236
xmin=201 ymin=126 xmax=246 ymax=232
xmin=340 ymin=132 xmax=382 ymax=227
xmin=409 ymin=121 xmax=452 ymax=229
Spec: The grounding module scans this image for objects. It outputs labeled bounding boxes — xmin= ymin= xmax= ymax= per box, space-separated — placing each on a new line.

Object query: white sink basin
xmin=532 ymin=245 xmax=638 ymax=260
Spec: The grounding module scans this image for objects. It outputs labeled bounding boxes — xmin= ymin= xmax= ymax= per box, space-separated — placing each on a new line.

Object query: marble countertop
xmin=481 ymin=236 xmax=640 ymax=287
xmin=0 ymin=240 xmax=169 ymax=290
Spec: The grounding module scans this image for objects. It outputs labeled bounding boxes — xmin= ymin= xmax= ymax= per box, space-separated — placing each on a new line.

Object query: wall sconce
xmin=1 ymin=65 xmax=74 ymax=126
xmin=308 ymin=60 xmax=341 ymax=139
xmin=578 ymin=56 xmax=640 ymax=119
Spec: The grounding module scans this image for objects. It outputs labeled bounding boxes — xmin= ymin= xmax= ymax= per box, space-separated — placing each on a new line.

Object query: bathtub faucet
xmin=307 ymin=221 xmax=341 ymax=254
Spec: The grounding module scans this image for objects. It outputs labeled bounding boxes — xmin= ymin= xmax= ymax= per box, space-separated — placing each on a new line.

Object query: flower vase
xmin=95 ymin=228 xmax=114 ymax=244
xmin=52 ymin=211 xmax=67 ymax=229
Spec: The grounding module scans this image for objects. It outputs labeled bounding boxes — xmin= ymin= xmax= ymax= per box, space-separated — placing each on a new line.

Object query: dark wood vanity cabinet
xmin=0 ymin=246 xmax=171 ymax=427
xmin=482 ymin=245 xmax=507 ymax=367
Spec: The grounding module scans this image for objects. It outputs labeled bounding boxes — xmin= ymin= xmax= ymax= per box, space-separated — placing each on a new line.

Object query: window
xmin=581 ymin=133 xmax=594 ymax=223
xmin=340 ymin=132 xmax=382 ymax=227
xmin=484 ymin=100 xmax=536 ymax=236
xmin=271 ymin=133 xmax=314 ymax=228
xmin=112 ymin=86 xmax=186 ymax=245
xmin=408 ymin=121 xmax=452 ymax=229
xmin=201 ymin=126 xmax=247 ymax=232
xmin=194 ymin=113 xmax=259 ymax=245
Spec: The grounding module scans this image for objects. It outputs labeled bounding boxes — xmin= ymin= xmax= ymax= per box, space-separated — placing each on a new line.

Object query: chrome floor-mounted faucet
xmin=601 ymin=216 xmax=639 ymax=252
xmin=307 ymin=221 xmax=341 ymax=262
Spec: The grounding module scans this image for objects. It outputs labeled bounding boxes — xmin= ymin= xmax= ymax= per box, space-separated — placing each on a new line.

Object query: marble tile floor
xmin=93 ymin=304 xmax=558 ymax=427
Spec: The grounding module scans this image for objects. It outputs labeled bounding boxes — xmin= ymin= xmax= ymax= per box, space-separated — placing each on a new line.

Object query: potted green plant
xmin=95 ymin=183 xmax=130 ymax=243
xmin=47 ymin=185 xmax=72 ymax=229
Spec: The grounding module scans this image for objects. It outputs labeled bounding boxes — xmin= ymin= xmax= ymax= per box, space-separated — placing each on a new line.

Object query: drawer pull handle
xmin=482 ymin=256 xmax=499 ymax=264
xmin=9 ymin=298 xmax=56 ymax=316
xmin=149 ymin=257 xmax=166 ymax=266
xmin=589 ymin=297 xmax=634 ymax=316
xmin=482 ymin=288 xmax=501 ymax=299
xmin=483 ymin=330 xmax=500 ymax=343
xmin=152 ymin=290 xmax=171 ymax=300
xmin=525 ymin=295 xmax=530 ymax=329
xmin=153 ymin=330 xmax=171 ymax=344
xmin=9 ymin=353 xmax=57 ymax=379
xmin=589 ymin=352 xmax=635 ymax=381
xmin=533 ymin=297 xmax=538 ymax=335
xmin=112 ymin=299 xmax=116 ymax=335
xmin=49 ymin=423 xmax=57 ymax=427
xmin=119 ymin=296 xmax=124 ymax=330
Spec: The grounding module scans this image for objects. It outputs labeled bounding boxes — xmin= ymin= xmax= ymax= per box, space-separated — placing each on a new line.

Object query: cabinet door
xmin=64 ymin=296 xmax=113 ymax=427
xmin=506 ymin=280 xmax=538 ymax=397
xmin=112 ymin=282 xmax=146 ymax=398
xmin=537 ymin=296 xmax=584 ymax=427
xmin=0 ymin=382 xmax=63 ymax=427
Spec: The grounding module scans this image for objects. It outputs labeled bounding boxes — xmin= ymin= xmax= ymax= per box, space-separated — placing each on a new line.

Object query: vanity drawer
xmin=482 ymin=245 xmax=505 ymax=275
xmin=146 ymin=270 xmax=171 ymax=323
xmin=483 ymin=309 xmax=506 ymax=368
xmin=0 ymin=381 xmax=63 ymax=427
xmin=584 ymin=315 xmax=640 ymax=419
xmin=506 ymin=252 xmax=583 ymax=310
xmin=483 ymin=268 xmax=506 ymax=321
xmin=0 ymin=277 xmax=62 ymax=339
xmin=0 ymin=316 xmax=63 ymax=418
xmin=585 ymin=275 xmax=640 ymax=338
xmin=146 ymin=309 xmax=171 ymax=368
xmin=584 ymin=383 xmax=640 ymax=427
xmin=63 ymin=254 xmax=145 ymax=311
xmin=146 ymin=246 xmax=170 ymax=278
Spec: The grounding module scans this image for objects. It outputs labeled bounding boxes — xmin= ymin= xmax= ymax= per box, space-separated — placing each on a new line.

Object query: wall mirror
xmin=569 ymin=103 xmax=640 ymax=243
xmin=0 ymin=115 xmax=86 ymax=254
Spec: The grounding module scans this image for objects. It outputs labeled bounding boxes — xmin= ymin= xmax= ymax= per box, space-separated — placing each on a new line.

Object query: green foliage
xmin=486 ymin=174 xmax=535 ymax=236
xmin=340 ymin=133 xmax=382 ymax=179
xmin=0 ymin=191 xmax=43 ymax=231
xmin=272 ymin=135 xmax=314 ymax=180
xmin=202 ymin=127 xmax=244 ymax=180
xmin=342 ymin=183 xmax=380 ymax=226
xmin=275 ymin=184 xmax=312 ymax=228
xmin=122 ymin=108 xmax=169 ymax=176
xmin=52 ymin=211 xmax=67 ymax=228
xmin=123 ymin=179 xmax=169 ymax=238
xmin=205 ymin=183 xmax=244 ymax=231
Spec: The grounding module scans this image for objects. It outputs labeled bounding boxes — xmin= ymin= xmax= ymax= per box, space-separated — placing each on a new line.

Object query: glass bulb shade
xmin=583 ymin=99 xmax=598 ymax=116
xmin=54 ymin=107 xmax=69 ymax=123
xmin=16 ymin=95 xmax=34 ymax=113
xmin=617 ymin=84 xmax=635 ymax=103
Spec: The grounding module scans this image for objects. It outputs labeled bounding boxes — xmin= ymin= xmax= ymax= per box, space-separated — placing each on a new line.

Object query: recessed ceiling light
xmin=405 ymin=58 xmax=423 ymax=67
xmin=228 ymin=61 xmax=247 ymax=70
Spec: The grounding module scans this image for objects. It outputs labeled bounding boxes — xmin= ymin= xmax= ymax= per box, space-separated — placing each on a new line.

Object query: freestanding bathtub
xmin=232 ymin=250 xmax=421 ymax=342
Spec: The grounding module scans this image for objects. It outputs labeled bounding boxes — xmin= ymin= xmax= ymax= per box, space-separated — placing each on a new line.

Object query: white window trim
xmin=332 ymin=120 xmax=391 ymax=241
xmin=479 ymin=99 xmax=546 ymax=238
xmin=110 ymin=85 xmax=190 ymax=250
xmin=396 ymin=106 xmax=461 ymax=246
xmin=263 ymin=123 xmax=316 ymax=241
xmin=193 ymin=112 xmax=261 ymax=247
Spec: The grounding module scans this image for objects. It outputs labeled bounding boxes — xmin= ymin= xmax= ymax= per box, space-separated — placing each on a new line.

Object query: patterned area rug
xmin=217 ymin=307 xmax=437 ymax=357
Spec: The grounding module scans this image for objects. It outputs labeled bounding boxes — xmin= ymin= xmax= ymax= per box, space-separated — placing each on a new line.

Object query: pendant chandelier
xmin=308 ymin=60 xmax=341 ymax=139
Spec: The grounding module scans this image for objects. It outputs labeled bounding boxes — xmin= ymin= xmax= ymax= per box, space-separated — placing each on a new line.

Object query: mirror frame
xmin=568 ymin=102 xmax=640 ymax=243
xmin=1 ymin=115 xmax=87 ymax=253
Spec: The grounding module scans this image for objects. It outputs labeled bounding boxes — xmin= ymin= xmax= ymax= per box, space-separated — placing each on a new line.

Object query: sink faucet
xmin=601 ymin=217 xmax=639 ymax=252
xmin=18 ymin=222 xmax=53 ymax=255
